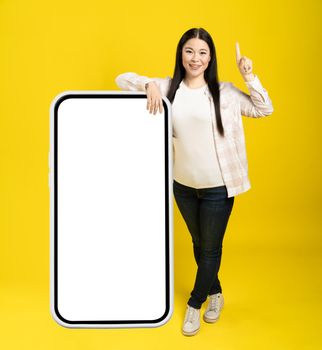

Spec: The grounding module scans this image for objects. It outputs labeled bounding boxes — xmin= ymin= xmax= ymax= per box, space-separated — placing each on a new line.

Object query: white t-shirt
xmin=172 ymin=80 xmax=225 ymax=189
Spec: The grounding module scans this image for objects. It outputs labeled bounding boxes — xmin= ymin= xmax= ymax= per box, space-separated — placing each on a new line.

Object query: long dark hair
xmin=166 ymin=27 xmax=224 ymax=136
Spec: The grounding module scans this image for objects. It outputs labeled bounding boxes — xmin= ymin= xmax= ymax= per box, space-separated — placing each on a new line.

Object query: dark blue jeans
xmin=173 ymin=179 xmax=234 ymax=309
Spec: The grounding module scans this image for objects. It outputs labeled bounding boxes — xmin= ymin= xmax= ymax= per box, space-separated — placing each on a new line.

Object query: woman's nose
xmin=192 ymin=55 xmax=200 ymax=62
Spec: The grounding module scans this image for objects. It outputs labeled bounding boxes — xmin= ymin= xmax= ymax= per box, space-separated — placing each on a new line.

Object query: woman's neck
xmin=183 ymin=75 xmax=207 ymax=89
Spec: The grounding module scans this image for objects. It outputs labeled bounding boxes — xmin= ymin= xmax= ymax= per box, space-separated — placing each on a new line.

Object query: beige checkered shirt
xmin=115 ymin=72 xmax=274 ymax=197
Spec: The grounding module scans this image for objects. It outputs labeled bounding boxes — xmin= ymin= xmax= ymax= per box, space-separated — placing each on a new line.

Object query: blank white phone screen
xmin=51 ymin=93 xmax=172 ymax=327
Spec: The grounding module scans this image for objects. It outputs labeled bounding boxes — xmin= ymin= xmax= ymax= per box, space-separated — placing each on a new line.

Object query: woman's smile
xmin=189 ymin=64 xmax=202 ymax=70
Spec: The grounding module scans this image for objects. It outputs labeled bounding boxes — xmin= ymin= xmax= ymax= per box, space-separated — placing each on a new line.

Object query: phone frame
xmin=49 ymin=91 xmax=173 ymax=328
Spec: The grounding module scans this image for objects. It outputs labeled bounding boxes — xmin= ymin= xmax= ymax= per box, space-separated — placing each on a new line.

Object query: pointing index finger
xmin=235 ymin=42 xmax=241 ymax=64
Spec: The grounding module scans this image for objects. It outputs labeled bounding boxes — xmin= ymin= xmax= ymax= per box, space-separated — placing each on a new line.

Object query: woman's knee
xmin=199 ymin=245 xmax=222 ymax=259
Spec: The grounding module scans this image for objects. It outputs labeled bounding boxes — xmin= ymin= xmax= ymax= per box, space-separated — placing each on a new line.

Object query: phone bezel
xmin=49 ymin=91 xmax=173 ymax=328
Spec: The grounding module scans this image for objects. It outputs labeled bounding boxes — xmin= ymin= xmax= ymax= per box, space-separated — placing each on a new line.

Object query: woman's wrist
xmin=145 ymin=81 xmax=157 ymax=90
xmin=242 ymin=73 xmax=255 ymax=82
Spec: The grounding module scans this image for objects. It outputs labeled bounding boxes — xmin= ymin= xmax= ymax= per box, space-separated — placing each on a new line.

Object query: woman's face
xmin=182 ymin=38 xmax=211 ymax=79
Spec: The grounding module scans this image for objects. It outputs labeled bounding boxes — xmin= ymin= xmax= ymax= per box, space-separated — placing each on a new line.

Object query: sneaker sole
xmin=182 ymin=327 xmax=200 ymax=336
xmin=203 ymin=304 xmax=223 ymax=323
xmin=203 ymin=314 xmax=220 ymax=323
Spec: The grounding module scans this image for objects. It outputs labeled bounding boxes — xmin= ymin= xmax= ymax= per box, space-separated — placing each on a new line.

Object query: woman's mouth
xmin=189 ymin=64 xmax=201 ymax=70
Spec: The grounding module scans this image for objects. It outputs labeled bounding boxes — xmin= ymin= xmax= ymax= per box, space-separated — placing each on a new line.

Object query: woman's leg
xmin=187 ymin=186 xmax=234 ymax=309
xmin=173 ymin=180 xmax=201 ymax=264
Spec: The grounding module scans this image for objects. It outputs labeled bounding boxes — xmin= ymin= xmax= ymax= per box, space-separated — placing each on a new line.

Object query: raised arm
xmin=230 ymin=76 xmax=274 ymax=117
xmin=234 ymin=42 xmax=274 ymax=117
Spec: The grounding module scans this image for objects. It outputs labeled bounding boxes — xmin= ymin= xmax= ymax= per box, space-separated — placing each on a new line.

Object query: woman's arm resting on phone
xmin=115 ymin=72 xmax=170 ymax=115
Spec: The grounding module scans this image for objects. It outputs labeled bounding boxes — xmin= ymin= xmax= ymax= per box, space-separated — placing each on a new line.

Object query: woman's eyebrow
xmin=184 ymin=46 xmax=208 ymax=51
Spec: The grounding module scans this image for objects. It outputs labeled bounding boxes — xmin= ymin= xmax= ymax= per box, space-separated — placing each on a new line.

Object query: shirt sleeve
xmin=230 ymin=75 xmax=274 ymax=118
xmin=115 ymin=72 xmax=172 ymax=96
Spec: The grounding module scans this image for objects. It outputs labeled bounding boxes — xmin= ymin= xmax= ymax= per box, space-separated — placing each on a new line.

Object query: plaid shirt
xmin=115 ymin=72 xmax=274 ymax=197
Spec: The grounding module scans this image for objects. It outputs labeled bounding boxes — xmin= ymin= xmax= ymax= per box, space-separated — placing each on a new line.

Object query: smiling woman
xmin=181 ymin=39 xmax=211 ymax=87
xmin=115 ymin=27 xmax=273 ymax=337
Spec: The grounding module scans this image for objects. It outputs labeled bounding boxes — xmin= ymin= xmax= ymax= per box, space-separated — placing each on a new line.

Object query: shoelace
xmin=186 ymin=306 xmax=197 ymax=323
xmin=209 ymin=294 xmax=221 ymax=311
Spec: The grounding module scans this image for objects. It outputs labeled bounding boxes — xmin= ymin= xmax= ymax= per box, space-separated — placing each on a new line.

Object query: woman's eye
xmin=185 ymin=50 xmax=207 ymax=56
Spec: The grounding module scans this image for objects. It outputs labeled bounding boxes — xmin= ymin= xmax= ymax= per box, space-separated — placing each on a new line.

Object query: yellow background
xmin=1 ymin=0 xmax=321 ymax=348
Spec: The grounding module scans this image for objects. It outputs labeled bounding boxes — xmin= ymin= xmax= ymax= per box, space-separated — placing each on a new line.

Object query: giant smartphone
xmin=49 ymin=91 xmax=173 ymax=328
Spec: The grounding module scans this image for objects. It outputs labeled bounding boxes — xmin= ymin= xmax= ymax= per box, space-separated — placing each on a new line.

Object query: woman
xmin=115 ymin=27 xmax=273 ymax=336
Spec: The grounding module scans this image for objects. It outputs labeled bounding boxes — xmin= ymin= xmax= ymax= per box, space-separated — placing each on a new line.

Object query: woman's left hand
xmin=235 ymin=42 xmax=255 ymax=82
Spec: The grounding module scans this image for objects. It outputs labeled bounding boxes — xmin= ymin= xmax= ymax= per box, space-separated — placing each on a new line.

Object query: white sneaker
xmin=182 ymin=305 xmax=200 ymax=336
xmin=203 ymin=292 xmax=224 ymax=323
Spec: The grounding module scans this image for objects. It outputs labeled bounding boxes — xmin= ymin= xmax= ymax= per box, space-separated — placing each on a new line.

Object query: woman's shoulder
xmin=207 ymin=81 xmax=237 ymax=106
xmin=218 ymin=80 xmax=234 ymax=91
xmin=153 ymin=76 xmax=172 ymax=96
xmin=218 ymin=81 xmax=239 ymax=102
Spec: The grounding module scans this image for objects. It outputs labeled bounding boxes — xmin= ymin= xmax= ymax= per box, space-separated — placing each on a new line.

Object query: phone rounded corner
xmin=152 ymin=303 xmax=174 ymax=328
xmin=50 ymin=302 xmax=75 ymax=329
xmin=49 ymin=91 xmax=76 ymax=116
xmin=161 ymin=96 xmax=171 ymax=111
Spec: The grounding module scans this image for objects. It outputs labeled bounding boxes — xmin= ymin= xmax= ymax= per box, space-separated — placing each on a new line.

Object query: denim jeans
xmin=173 ymin=179 xmax=235 ymax=309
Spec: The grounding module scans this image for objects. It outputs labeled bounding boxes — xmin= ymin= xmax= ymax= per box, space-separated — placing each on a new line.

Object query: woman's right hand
xmin=145 ymin=81 xmax=164 ymax=115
